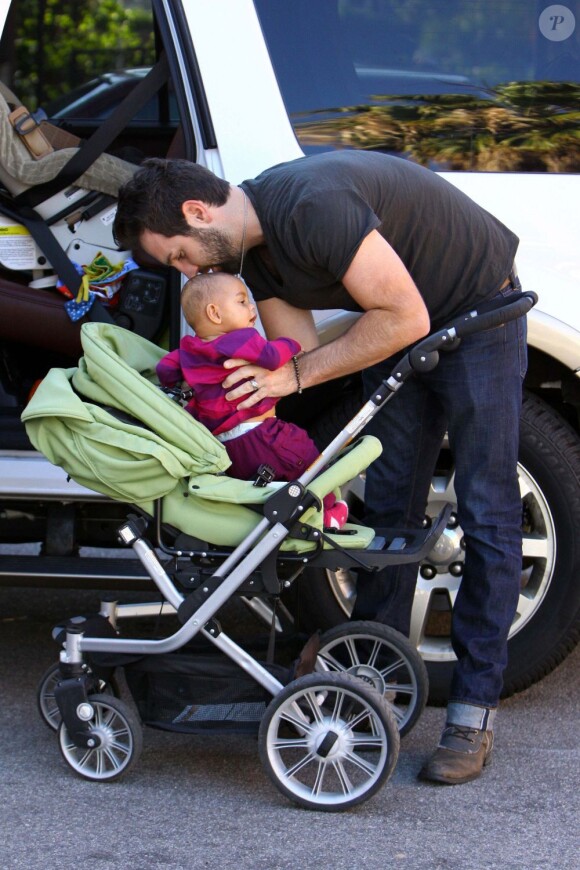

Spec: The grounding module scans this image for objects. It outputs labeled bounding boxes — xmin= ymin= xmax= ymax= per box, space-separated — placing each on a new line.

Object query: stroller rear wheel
xmin=37 ymin=663 xmax=120 ymax=732
xmin=58 ymin=694 xmax=142 ymax=782
xmin=316 ymin=621 xmax=428 ymax=737
xmin=258 ymin=672 xmax=399 ymax=811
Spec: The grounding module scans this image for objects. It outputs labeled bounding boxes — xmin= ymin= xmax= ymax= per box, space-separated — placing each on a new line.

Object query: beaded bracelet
xmin=291 ymin=353 xmax=303 ymax=394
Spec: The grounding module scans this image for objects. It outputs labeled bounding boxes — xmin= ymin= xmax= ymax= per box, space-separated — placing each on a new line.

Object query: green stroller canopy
xmin=22 ymin=322 xmax=231 ymax=503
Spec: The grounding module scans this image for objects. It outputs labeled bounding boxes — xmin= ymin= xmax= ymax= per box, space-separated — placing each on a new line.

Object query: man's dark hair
xmin=113 ymin=157 xmax=231 ymax=250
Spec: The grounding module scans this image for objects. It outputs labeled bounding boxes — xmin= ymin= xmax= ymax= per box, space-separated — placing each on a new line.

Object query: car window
xmin=0 ymin=0 xmax=158 ymax=121
xmin=45 ymin=71 xmax=179 ymax=124
xmin=255 ymin=0 xmax=580 ymax=172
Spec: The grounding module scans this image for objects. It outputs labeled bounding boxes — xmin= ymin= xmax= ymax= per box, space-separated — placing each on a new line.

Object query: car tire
xmin=289 ymin=389 xmax=580 ymax=703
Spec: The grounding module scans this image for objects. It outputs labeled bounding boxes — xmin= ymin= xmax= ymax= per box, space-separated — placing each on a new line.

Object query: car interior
xmin=0 ymin=23 xmax=186 ymax=451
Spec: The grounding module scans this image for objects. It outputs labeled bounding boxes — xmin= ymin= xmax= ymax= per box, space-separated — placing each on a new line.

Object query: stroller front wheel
xmin=37 ymin=663 xmax=120 ymax=732
xmin=258 ymin=672 xmax=399 ymax=811
xmin=58 ymin=694 xmax=143 ymax=782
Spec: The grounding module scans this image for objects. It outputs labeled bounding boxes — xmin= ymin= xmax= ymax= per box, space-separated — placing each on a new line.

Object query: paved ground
xmin=1 ymin=586 xmax=578 ymax=870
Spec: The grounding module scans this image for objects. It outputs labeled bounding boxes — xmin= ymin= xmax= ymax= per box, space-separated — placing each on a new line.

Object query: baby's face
xmin=217 ymin=280 xmax=257 ymax=331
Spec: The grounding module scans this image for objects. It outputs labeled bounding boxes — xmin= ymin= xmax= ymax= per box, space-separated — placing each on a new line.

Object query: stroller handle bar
xmin=403 ymin=290 xmax=538 ymax=379
xmin=450 ymin=289 xmax=537 ymax=339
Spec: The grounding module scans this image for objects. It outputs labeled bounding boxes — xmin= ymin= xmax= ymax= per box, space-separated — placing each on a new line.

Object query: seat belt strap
xmin=0 ymin=200 xmax=114 ymax=323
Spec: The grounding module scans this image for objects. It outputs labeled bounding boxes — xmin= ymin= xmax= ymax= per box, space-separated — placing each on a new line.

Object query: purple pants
xmin=223 ymin=417 xmax=319 ymax=481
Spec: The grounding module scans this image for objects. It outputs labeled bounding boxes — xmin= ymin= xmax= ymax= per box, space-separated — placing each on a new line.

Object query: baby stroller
xmin=23 ymin=289 xmax=536 ymax=811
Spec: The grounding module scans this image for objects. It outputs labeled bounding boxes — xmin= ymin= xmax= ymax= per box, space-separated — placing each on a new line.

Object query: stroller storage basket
xmin=125 ymin=652 xmax=290 ymax=735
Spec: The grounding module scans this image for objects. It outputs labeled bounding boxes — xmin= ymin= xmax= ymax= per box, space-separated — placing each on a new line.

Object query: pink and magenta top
xmin=156 ymin=327 xmax=300 ymax=436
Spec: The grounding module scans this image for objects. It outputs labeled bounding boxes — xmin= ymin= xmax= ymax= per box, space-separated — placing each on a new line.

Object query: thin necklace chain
xmin=238 ymin=189 xmax=248 ymax=276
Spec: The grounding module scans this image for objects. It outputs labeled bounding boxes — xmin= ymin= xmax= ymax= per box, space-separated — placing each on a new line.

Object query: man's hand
xmin=222 ymin=358 xmax=296 ymax=409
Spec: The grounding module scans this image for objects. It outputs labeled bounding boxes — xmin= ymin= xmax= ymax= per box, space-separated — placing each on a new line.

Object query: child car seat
xmin=0 ymin=59 xmax=187 ymax=357
xmin=0 ymin=80 xmax=136 ymax=274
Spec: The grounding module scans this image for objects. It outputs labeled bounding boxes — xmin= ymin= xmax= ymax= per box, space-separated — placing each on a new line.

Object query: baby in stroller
xmin=157 ymin=271 xmax=348 ymax=527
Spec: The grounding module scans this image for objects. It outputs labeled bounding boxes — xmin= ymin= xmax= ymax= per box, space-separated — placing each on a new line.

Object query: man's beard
xmin=192 ymin=227 xmax=242 ymax=274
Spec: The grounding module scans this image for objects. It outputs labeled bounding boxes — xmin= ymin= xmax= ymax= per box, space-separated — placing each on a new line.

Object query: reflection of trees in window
xmin=294 ymin=82 xmax=580 ymax=172
xmin=9 ymin=0 xmax=154 ymax=109
xmin=339 ymin=0 xmax=575 ymax=86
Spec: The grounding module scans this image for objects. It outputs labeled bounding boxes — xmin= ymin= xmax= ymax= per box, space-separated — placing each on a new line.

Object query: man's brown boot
xmin=418 ymin=724 xmax=494 ymax=785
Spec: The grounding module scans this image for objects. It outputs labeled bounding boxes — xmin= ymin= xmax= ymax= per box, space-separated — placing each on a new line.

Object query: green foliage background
xmin=11 ymin=0 xmax=155 ymax=108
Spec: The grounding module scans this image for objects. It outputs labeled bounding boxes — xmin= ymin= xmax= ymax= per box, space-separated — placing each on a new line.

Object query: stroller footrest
xmin=306 ymin=503 xmax=453 ymax=570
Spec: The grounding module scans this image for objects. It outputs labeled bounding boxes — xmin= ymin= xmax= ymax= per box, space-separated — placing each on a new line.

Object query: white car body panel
xmin=179 ymin=0 xmax=303 ymax=182
xmin=443 ymin=171 xmax=580 ymax=367
xmin=0 ymin=453 xmax=105 ymax=500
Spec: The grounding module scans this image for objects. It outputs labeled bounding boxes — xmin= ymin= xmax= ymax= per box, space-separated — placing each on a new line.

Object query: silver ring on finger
xmin=250 ymin=379 xmax=259 ymax=392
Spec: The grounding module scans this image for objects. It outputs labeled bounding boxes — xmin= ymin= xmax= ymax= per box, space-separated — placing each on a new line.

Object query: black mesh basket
xmin=124 ymin=651 xmax=290 ymax=735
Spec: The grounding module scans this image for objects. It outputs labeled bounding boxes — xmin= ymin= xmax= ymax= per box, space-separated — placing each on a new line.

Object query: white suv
xmin=0 ymin=0 xmax=578 ymax=701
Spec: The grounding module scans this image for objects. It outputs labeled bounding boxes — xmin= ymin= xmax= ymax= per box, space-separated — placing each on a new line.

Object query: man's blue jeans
xmin=353 ymin=294 xmax=528 ymax=709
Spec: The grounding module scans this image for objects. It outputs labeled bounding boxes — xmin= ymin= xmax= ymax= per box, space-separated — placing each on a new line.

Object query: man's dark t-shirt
xmin=241 ymin=151 xmax=519 ymax=329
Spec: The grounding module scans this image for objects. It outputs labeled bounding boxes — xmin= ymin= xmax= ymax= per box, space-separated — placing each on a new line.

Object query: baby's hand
xmin=223 ymin=357 xmax=250 ymax=370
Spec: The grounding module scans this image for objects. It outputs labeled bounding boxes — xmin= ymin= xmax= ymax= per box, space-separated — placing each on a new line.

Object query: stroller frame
xmin=37 ymin=290 xmax=536 ymax=811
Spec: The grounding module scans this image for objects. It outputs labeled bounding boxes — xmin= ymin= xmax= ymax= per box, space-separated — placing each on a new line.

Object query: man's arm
xmin=223 ymin=230 xmax=430 ymax=406
xmin=299 ymin=229 xmax=430 ymax=385
xmin=258 ymin=297 xmax=320 ymax=350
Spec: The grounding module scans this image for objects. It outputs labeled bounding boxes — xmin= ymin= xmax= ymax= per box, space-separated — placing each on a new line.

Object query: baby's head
xmin=181 ymin=272 xmax=257 ymax=338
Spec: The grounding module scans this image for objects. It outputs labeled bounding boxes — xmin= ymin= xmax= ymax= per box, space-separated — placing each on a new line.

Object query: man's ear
xmin=206 ymin=302 xmax=221 ymax=324
xmin=182 ymin=199 xmax=212 ymax=228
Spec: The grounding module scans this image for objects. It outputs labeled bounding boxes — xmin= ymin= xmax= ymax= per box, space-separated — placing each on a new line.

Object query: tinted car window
xmin=255 ymin=0 xmax=580 ymax=172
xmin=0 ymin=1 xmax=156 ymax=114
xmin=46 ymin=71 xmax=179 ymax=124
